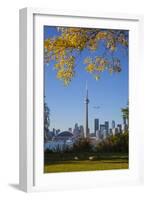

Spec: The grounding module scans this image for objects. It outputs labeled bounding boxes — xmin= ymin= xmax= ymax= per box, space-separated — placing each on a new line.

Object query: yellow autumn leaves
xmin=85 ymin=56 xmax=108 ymax=80
xmin=96 ymin=32 xmax=107 ymax=39
xmin=86 ymin=64 xmax=106 ymax=73
xmin=57 ymin=69 xmax=75 ymax=85
xmin=44 ymin=27 xmax=128 ymax=85
xmin=55 ymin=56 xmax=75 ymax=85
xmin=86 ymin=64 xmax=95 ymax=73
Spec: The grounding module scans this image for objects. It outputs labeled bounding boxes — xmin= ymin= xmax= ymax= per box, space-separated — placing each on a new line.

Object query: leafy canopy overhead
xmin=44 ymin=27 xmax=128 ymax=85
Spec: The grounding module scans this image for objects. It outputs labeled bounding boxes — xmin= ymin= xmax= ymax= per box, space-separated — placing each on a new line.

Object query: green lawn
xmin=44 ymin=155 xmax=128 ymax=173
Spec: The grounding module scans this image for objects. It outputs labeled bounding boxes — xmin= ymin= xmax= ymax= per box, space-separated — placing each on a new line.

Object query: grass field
xmin=44 ymin=153 xmax=128 ymax=173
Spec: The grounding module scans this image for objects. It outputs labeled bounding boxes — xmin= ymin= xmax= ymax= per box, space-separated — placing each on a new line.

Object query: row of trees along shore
xmin=45 ymin=131 xmax=128 ymax=154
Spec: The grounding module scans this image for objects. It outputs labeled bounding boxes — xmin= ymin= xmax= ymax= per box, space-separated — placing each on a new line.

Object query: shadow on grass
xmin=44 ymin=153 xmax=128 ymax=165
xmin=45 ymin=159 xmax=128 ymax=165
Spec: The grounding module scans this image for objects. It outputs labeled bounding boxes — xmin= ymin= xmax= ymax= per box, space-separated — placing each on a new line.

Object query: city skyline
xmin=44 ymin=26 xmax=128 ymax=132
xmin=48 ymin=117 xmax=124 ymax=136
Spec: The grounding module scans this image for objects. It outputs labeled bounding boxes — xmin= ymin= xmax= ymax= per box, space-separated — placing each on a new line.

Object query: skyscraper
xmin=84 ymin=82 xmax=89 ymax=138
xmin=73 ymin=123 xmax=79 ymax=136
xmin=94 ymin=118 xmax=99 ymax=135
xmin=100 ymin=124 xmax=106 ymax=139
xmin=112 ymin=120 xmax=115 ymax=129
xmin=117 ymin=124 xmax=122 ymax=133
xmin=79 ymin=125 xmax=84 ymax=137
xmin=100 ymin=124 xmax=105 ymax=132
xmin=96 ymin=130 xmax=100 ymax=140
xmin=105 ymin=121 xmax=109 ymax=135
xmin=74 ymin=123 xmax=78 ymax=130
xmin=109 ymin=128 xmax=112 ymax=135
xmin=122 ymin=116 xmax=128 ymax=132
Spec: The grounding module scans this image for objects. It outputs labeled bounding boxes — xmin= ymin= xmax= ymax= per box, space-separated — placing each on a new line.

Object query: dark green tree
xmin=44 ymin=102 xmax=50 ymax=142
xmin=121 ymin=104 xmax=129 ymax=127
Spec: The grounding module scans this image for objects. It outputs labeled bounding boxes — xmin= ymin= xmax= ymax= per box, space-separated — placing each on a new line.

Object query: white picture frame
xmin=19 ymin=7 xmax=144 ymax=192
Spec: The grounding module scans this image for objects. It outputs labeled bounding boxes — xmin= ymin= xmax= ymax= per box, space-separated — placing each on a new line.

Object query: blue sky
xmin=44 ymin=26 xmax=128 ymax=132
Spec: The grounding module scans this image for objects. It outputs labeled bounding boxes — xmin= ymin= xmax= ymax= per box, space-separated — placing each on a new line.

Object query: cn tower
xmin=84 ymin=82 xmax=89 ymax=138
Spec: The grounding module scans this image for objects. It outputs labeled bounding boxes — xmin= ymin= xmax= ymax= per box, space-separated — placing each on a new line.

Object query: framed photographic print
xmin=19 ymin=8 xmax=144 ymax=192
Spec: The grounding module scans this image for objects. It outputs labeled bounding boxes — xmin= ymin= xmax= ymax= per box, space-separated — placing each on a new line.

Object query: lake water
xmin=44 ymin=139 xmax=74 ymax=151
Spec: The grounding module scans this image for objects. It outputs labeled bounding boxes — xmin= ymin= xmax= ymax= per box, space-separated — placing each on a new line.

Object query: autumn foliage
xmin=44 ymin=27 xmax=128 ymax=85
